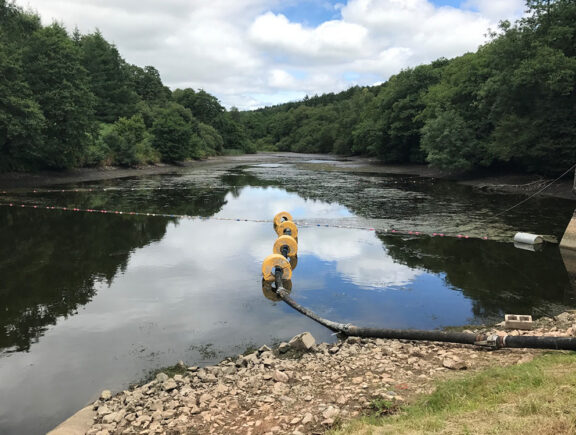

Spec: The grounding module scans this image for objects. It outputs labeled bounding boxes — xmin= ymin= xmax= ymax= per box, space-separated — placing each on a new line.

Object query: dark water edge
xmin=0 ymin=160 xmax=574 ymax=434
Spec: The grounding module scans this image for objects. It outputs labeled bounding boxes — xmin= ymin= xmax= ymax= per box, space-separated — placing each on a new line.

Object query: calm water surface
xmin=0 ymin=162 xmax=574 ymax=434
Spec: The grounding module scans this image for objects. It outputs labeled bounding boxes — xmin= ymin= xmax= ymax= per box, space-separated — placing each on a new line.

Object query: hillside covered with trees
xmin=0 ymin=0 xmax=254 ymax=172
xmin=1 ymin=0 xmax=574 ymax=175
xmin=239 ymin=0 xmax=576 ymax=175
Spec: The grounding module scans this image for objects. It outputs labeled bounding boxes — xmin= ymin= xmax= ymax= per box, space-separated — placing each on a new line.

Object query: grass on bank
xmin=331 ymin=353 xmax=576 ymax=435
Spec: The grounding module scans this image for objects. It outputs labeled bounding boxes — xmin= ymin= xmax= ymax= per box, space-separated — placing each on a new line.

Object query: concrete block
xmin=504 ymin=314 xmax=533 ymax=330
xmin=560 ymin=211 xmax=576 ymax=251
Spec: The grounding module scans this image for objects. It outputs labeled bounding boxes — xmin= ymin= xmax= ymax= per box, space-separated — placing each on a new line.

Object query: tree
xmin=151 ymin=104 xmax=197 ymax=162
xmin=421 ymin=109 xmax=487 ymax=172
xmin=79 ymin=31 xmax=137 ymax=122
xmin=0 ymin=43 xmax=45 ymax=170
xmin=130 ymin=65 xmax=171 ymax=103
xmin=22 ymin=23 xmax=96 ymax=169
xmin=103 ymin=114 xmax=158 ymax=166
xmin=173 ymin=88 xmax=225 ymax=125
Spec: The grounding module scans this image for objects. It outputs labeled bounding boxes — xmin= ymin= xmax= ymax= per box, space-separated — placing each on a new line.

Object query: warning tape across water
xmin=0 ymin=201 xmax=490 ymax=241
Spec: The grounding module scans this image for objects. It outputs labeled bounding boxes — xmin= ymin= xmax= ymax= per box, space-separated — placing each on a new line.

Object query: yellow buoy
xmin=261 ymin=254 xmax=292 ymax=281
xmin=289 ymin=255 xmax=298 ymax=272
xmin=275 ymin=220 xmax=298 ymax=238
xmin=273 ymin=235 xmax=298 ymax=257
xmin=262 ymin=278 xmax=292 ymax=301
xmin=273 ymin=211 xmax=293 ymax=227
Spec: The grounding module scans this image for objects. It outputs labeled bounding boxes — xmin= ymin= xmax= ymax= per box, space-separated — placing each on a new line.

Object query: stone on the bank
xmin=155 ymin=373 xmax=169 ymax=382
xmin=323 ymin=406 xmax=340 ymax=419
xmin=97 ymin=405 xmax=111 ymax=417
xmin=273 ymin=370 xmax=289 ymax=383
xmin=302 ymin=413 xmax=314 ymax=424
xmin=100 ymin=390 xmax=112 ymax=401
xmin=278 ymin=342 xmax=290 ymax=353
xmin=162 ymin=379 xmax=178 ymax=391
xmin=258 ymin=345 xmax=272 ymax=353
xmin=288 ymin=332 xmax=315 ymax=351
xmin=102 ymin=412 xmax=119 ymax=424
xmin=442 ymin=357 xmax=467 ymax=370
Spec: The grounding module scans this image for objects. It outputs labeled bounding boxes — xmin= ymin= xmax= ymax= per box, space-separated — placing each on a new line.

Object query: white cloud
xmin=17 ymin=0 xmax=525 ymax=109
xmin=249 ymin=12 xmax=369 ymax=62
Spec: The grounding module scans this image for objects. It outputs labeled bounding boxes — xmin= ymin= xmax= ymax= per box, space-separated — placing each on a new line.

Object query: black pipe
xmin=273 ymin=269 xmax=576 ymax=351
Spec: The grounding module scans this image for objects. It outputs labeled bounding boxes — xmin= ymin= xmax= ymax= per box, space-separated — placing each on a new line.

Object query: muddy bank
xmin=50 ymin=312 xmax=576 ymax=435
xmin=1 ymin=153 xmax=574 ymax=200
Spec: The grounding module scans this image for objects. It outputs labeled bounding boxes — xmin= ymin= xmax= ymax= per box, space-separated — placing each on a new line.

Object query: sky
xmin=17 ymin=0 xmax=526 ymax=110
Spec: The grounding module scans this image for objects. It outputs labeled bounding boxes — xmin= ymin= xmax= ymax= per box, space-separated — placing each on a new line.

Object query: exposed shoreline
xmin=0 ymin=152 xmax=574 ymax=200
xmin=49 ymin=313 xmax=576 ymax=435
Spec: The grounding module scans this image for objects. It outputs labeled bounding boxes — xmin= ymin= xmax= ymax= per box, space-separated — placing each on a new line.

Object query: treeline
xmin=0 ymin=0 xmax=254 ymax=172
xmin=240 ymin=0 xmax=576 ymax=175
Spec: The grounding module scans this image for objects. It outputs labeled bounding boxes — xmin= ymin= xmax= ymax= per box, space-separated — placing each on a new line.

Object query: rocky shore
xmin=48 ymin=311 xmax=576 ymax=435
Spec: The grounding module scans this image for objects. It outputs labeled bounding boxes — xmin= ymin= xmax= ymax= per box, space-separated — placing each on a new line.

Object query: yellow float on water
xmin=273 ymin=211 xmax=293 ymax=227
xmin=261 ymin=254 xmax=292 ymax=281
xmin=275 ymin=220 xmax=298 ymax=238
xmin=273 ymin=235 xmax=298 ymax=257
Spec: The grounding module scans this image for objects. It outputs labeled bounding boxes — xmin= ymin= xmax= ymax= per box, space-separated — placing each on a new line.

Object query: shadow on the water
xmin=379 ymin=233 xmax=575 ymax=321
xmin=0 ymin=185 xmax=229 ymax=353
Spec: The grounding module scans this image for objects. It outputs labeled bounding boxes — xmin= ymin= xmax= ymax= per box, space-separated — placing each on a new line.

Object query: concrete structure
xmin=560 ymin=168 xmax=576 ymax=250
xmin=47 ymin=406 xmax=95 ymax=435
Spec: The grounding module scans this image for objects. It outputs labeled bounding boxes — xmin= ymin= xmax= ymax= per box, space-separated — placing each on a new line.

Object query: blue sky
xmin=20 ymin=0 xmax=526 ymax=109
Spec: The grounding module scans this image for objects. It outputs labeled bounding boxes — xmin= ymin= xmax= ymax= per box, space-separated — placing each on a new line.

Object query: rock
xmin=222 ymin=365 xmax=236 ymax=375
xmin=442 ymin=357 xmax=467 ymax=370
xmin=278 ymin=342 xmax=290 ymax=353
xmin=162 ymin=379 xmax=178 ymax=391
xmin=259 ymin=345 xmax=272 ymax=353
xmin=289 ymin=332 xmax=316 ymax=351
xmin=273 ymin=370 xmax=289 ymax=383
xmin=155 ymin=373 xmax=169 ymax=382
xmin=346 ymin=337 xmax=361 ymax=344
xmin=101 ymin=412 xmax=118 ymax=424
xmin=149 ymin=400 xmax=163 ymax=412
xmin=177 ymin=360 xmax=186 ymax=368
xmin=323 ymin=406 xmax=339 ymax=419
xmin=199 ymin=393 xmax=212 ymax=404
xmin=187 ymin=366 xmax=199 ymax=372
xmin=302 ymin=413 xmax=314 ymax=425
xmin=329 ymin=346 xmax=339 ymax=354
xmin=97 ymin=405 xmax=111 ymax=417
xmin=100 ymin=390 xmax=112 ymax=401
xmin=290 ymin=417 xmax=301 ymax=425
xmin=242 ymin=353 xmax=260 ymax=366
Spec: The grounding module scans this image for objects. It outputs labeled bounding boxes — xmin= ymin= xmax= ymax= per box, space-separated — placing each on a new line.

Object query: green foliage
xmin=421 ymin=109 xmax=487 ymax=172
xmin=103 ymin=115 xmax=159 ymax=166
xmin=130 ymin=65 xmax=171 ymax=104
xmin=0 ymin=2 xmax=232 ymax=172
xmin=0 ymin=42 xmax=45 ymax=171
xmin=79 ymin=31 xmax=138 ymax=123
xmin=173 ymin=88 xmax=225 ymax=125
xmin=22 ymin=23 xmax=96 ymax=169
xmin=151 ymin=104 xmax=197 ymax=162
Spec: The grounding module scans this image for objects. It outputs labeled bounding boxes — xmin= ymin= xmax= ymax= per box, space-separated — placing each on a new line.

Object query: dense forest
xmin=0 ymin=0 xmax=254 ymax=172
xmin=240 ymin=0 xmax=576 ymax=175
xmin=0 ymin=0 xmax=574 ymax=175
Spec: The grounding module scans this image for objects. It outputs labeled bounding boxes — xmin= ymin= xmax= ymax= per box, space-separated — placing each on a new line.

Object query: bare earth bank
xmin=0 ymin=152 xmax=574 ymax=200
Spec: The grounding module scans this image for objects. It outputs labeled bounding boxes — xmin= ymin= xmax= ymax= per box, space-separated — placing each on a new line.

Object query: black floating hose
xmin=273 ymin=269 xmax=576 ymax=351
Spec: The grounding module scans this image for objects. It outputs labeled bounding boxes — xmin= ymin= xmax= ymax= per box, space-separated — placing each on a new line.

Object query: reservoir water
xmin=0 ymin=158 xmax=574 ymax=434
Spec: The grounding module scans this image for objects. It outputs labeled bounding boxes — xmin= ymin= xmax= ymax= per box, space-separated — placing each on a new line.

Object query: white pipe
xmin=514 ymin=232 xmax=544 ymax=245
